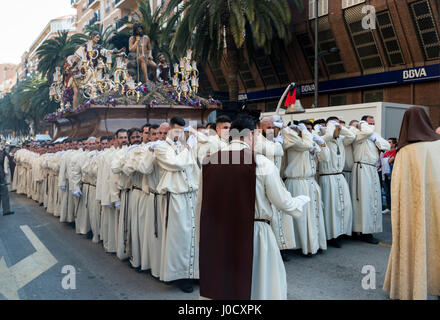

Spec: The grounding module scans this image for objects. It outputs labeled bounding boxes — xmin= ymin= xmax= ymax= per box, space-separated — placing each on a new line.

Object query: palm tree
xmin=5 ymin=74 xmax=58 ymax=135
xmin=36 ymin=31 xmax=88 ymax=83
xmin=116 ymin=0 xmax=172 ymax=60
xmin=164 ymin=0 xmax=303 ymax=102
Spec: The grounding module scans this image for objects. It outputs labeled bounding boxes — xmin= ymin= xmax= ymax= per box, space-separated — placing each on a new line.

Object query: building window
xmin=376 ymin=11 xmax=405 ymax=66
xmin=310 ymin=16 xmax=346 ymax=77
xmin=342 ymin=0 xmax=366 ymax=9
xmin=309 ymin=0 xmax=329 ymax=20
xmin=297 ymin=33 xmax=324 ymax=78
xmin=254 ymin=49 xmax=280 ymax=87
xmin=409 ymin=0 xmax=440 ymax=61
xmin=344 ymin=4 xmax=384 ymax=74
xmin=329 ymin=93 xmax=347 ymax=106
xmin=207 ymin=62 xmax=229 ymax=93
xmin=239 ymin=60 xmax=257 ymax=90
xmin=363 ymin=89 xmax=383 ymax=103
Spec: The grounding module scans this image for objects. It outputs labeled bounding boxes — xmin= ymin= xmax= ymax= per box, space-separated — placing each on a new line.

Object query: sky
xmin=0 ymin=0 xmax=76 ymax=65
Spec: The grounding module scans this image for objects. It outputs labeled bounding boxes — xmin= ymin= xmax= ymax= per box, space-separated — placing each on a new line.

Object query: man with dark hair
xmin=215 ymin=115 xmax=231 ymax=142
xmin=149 ymin=124 xmax=160 ymax=142
xmin=116 ymin=129 xmax=129 ymax=147
xmin=128 ymin=128 xmax=142 ymax=145
xmin=349 ymin=120 xmax=359 ymax=127
xmin=142 ymin=124 xmax=151 ymax=144
xmin=351 ymin=115 xmax=390 ymax=244
xmin=194 ymin=116 xmax=230 ymax=167
xmin=361 ymin=115 xmax=375 ymax=125
xmin=197 ymin=115 xmax=310 ymax=299
xmin=152 ymin=115 xmax=200 ymax=293
xmin=299 ymin=120 xmax=313 ymax=133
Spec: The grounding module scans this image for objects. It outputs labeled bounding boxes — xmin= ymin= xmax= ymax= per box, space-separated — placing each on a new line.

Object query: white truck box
xmin=261 ymin=102 xmax=429 ymax=139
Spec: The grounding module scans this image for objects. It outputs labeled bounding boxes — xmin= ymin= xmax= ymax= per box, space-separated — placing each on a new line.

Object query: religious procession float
xmin=44 ymin=29 xmax=222 ymax=140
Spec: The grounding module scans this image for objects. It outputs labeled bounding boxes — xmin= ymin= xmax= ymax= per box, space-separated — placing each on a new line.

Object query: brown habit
xmin=199 ymin=149 xmax=256 ymax=300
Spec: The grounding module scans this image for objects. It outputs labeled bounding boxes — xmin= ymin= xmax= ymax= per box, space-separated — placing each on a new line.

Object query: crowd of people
xmin=4 ymin=112 xmax=394 ymax=298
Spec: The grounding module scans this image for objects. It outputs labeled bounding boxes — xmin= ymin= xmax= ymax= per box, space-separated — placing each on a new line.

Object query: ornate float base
xmin=49 ymin=104 xmax=220 ymax=140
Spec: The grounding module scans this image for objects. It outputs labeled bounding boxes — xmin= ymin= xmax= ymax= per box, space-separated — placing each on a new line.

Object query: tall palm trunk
xmin=224 ymin=28 xmax=240 ymax=102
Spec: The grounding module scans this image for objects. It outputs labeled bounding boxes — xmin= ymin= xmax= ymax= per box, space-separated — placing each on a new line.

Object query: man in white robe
xmin=121 ymin=128 xmax=145 ymax=269
xmin=351 ymin=116 xmax=390 ymax=244
xmin=96 ymin=136 xmax=119 ymax=253
xmin=283 ymin=122 xmax=328 ymax=255
xmin=154 ymin=115 xmax=200 ymax=293
xmin=318 ymin=119 xmax=356 ymax=247
xmin=196 ymin=115 xmax=310 ymax=300
xmin=58 ymin=141 xmax=75 ymax=223
xmin=111 ymin=129 xmax=131 ymax=260
xmin=254 ymin=119 xmax=294 ymax=261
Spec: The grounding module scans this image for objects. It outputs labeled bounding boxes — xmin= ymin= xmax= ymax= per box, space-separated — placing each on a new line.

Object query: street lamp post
xmin=314 ymin=0 xmax=319 ymax=108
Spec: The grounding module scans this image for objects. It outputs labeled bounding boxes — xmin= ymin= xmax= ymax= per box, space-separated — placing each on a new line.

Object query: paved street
xmin=0 ymin=192 xmax=431 ymax=300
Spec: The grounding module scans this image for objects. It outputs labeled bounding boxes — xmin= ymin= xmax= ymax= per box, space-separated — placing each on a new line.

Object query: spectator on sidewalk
xmin=0 ymin=146 xmax=14 ymax=216
xmin=380 ymin=138 xmax=397 ymax=214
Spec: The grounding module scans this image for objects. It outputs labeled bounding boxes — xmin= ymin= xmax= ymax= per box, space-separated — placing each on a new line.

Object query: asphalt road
xmin=0 ymin=192 xmax=434 ymax=300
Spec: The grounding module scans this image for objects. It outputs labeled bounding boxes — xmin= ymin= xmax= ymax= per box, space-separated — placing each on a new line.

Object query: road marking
xmin=379 ymin=242 xmax=392 ymax=248
xmin=0 ymin=225 xmax=58 ymax=300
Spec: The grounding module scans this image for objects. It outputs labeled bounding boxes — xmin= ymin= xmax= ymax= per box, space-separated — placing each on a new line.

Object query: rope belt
xmin=320 ymin=172 xmax=344 ymax=176
xmin=165 ymin=192 xmax=171 ymax=230
xmin=152 ymin=192 xmax=159 ymax=238
xmin=286 ymin=176 xmax=315 ymax=180
xmin=255 ymin=219 xmax=271 ymax=225
xmin=123 ymin=188 xmax=130 ymax=254
xmin=354 ymin=161 xmax=376 ymax=201
xmin=82 ymin=182 xmax=96 ymax=187
xmin=132 ymin=186 xmax=142 ymax=191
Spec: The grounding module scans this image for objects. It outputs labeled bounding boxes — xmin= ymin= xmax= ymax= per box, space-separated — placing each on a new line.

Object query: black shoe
xmin=281 ymin=251 xmax=291 ymax=262
xmin=302 ymin=253 xmax=313 ymax=258
xmin=176 ymin=279 xmax=194 ymax=293
xmin=3 ymin=211 xmax=14 ymax=216
xmin=361 ymin=234 xmax=379 ymax=244
xmin=328 ymin=238 xmax=341 ymax=248
xmin=86 ymin=231 xmax=93 ymax=239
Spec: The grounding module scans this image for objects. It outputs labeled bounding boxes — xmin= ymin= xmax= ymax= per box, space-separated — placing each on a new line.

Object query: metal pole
xmin=314 ymin=0 xmax=319 ymax=108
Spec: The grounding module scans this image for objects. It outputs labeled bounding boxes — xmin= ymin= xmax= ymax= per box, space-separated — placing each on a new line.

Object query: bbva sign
xmin=403 ymin=68 xmax=427 ymax=80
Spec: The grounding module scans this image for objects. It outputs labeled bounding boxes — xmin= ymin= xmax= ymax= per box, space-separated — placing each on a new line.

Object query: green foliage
xmin=36 ymin=31 xmax=88 ymax=83
xmin=0 ymin=74 xmax=58 ymax=137
xmin=163 ymin=0 xmax=303 ymax=100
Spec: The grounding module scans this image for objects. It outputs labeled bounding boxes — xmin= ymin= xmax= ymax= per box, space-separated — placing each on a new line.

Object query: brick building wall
xmin=201 ymin=0 xmax=439 ymax=126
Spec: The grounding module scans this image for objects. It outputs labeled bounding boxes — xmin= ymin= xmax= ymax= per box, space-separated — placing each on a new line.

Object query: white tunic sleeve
xmin=262 ymin=157 xmax=305 ymax=218
xmin=282 ymin=127 xmax=313 ymax=152
xmin=154 ymin=144 xmax=193 ymax=172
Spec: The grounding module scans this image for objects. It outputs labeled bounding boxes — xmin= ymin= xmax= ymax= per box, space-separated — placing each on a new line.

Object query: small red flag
xmin=284 ymin=88 xmax=297 ymax=107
